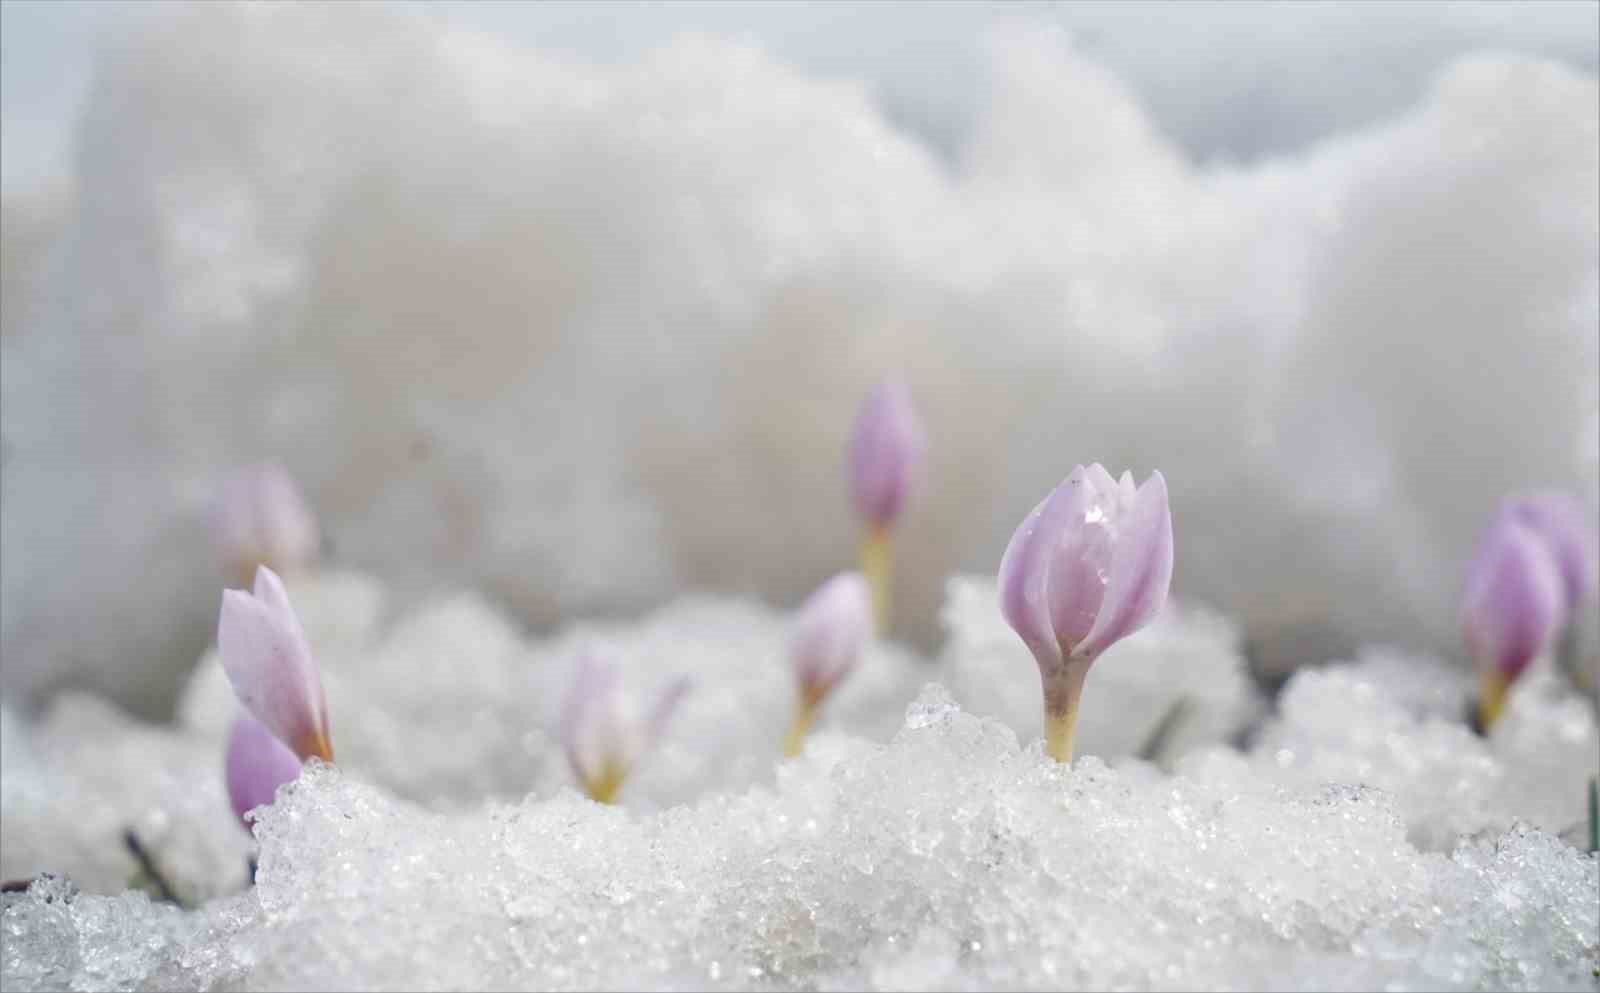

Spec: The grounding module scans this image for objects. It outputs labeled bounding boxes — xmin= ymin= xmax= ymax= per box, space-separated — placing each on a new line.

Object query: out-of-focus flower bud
xmin=560 ymin=650 xmax=690 ymax=804
xmin=211 ymin=462 xmax=319 ymax=585
xmin=783 ymin=572 xmax=872 ymax=756
xmin=1461 ymin=513 xmax=1566 ymax=729
xmin=847 ymin=377 xmax=926 ymax=631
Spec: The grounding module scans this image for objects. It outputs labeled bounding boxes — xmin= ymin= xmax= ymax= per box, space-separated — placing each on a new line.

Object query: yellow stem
xmin=1042 ymin=663 xmax=1090 ymax=764
xmin=782 ymin=699 xmax=817 ymax=758
xmin=860 ymin=527 xmax=893 ymax=633
xmin=1478 ymin=666 xmax=1511 ymax=733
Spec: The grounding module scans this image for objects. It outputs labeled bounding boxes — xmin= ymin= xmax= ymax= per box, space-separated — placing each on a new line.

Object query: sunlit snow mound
xmin=3 ymin=2 xmax=1596 ymax=715
xmin=4 ymin=685 xmax=1597 ymax=992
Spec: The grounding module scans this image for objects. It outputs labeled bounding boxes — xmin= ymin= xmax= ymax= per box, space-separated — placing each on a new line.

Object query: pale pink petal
xmin=998 ymin=467 xmax=1089 ymax=668
xmin=644 ymin=676 xmax=693 ymax=751
xmin=560 ymin=651 xmax=618 ymax=784
xmin=1507 ymin=492 xmax=1597 ymax=610
xmin=225 ymin=712 xmax=302 ymax=829
xmin=1044 ymin=477 xmax=1113 ymax=652
xmin=217 ymin=580 xmax=330 ymax=762
xmin=1074 ymin=471 xmax=1174 ymax=660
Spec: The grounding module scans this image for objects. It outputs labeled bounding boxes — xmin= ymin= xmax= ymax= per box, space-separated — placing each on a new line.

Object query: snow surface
xmin=3 ymin=576 xmax=1597 ymax=990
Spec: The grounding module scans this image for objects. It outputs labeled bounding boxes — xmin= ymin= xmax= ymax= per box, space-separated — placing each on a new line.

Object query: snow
xmin=4 ymin=577 xmax=1597 ymax=991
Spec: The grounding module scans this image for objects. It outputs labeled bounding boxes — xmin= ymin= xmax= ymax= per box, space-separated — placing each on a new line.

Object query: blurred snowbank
xmin=1 ymin=4 xmax=1596 ymax=714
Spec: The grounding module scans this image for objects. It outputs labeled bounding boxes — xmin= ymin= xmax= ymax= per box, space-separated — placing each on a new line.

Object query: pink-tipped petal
xmin=848 ymin=377 xmax=927 ymax=530
xmin=790 ymin=572 xmax=873 ymax=697
xmin=1074 ymin=471 xmax=1174 ymax=660
xmin=224 ymin=712 xmax=303 ymax=829
xmin=1461 ymin=517 xmax=1566 ymax=680
xmin=217 ymin=577 xmax=330 ymax=762
xmin=1507 ymin=492 xmax=1597 ymax=610
xmin=998 ymin=467 xmax=1090 ymax=668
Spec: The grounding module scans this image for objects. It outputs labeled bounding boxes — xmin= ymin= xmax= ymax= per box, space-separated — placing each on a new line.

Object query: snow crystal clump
xmin=181 ymin=573 xmax=928 ymax=812
xmin=1183 ymin=657 xmax=1600 ymax=851
xmin=938 ymin=574 xmax=1261 ymax=763
xmin=4 ymin=685 xmax=1596 ymax=992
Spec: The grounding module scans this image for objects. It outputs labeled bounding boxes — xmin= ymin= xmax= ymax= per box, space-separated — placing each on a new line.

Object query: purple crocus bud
xmin=218 ymin=566 xmax=333 ymax=762
xmin=560 ymin=650 xmax=690 ymax=803
xmin=784 ymin=572 xmax=872 ymax=756
xmin=848 ymin=377 xmax=926 ymax=532
xmin=224 ymin=712 xmax=303 ymax=829
xmin=1502 ymin=491 xmax=1597 ymax=612
xmin=998 ymin=465 xmax=1173 ymax=762
xmin=1461 ymin=514 xmax=1566 ymax=729
xmin=211 ymin=462 xmax=320 ymax=584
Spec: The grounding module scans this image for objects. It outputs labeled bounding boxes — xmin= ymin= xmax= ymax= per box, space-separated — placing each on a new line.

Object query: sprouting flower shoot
xmin=560 ymin=651 xmax=690 ymax=804
xmin=217 ymin=566 xmax=333 ymax=762
xmin=224 ymin=712 xmax=304 ymax=829
xmin=998 ymin=464 xmax=1173 ymax=763
xmin=847 ymin=376 xmax=925 ymax=631
xmin=783 ymin=571 xmax=872 ymax=756
xmin=1461 ymin=511 xmax=1567 ymax=730
xmin=211 ymin=461 xmax=320 ymax=586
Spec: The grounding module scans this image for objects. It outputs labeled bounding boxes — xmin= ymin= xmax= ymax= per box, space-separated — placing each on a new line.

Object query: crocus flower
xmin=211 ymin=462 xmax=320 ymax=586
xmin=224 ymin=712 xmax=303 ymax=829
xmin=847 ymin=377 xmax=926 ymax=629
xmin=560 ymin=651 xmax=690 ymax=804
xmin=1498 ymin=491 xmax=1597 ymax=613
xmin=218 ymin=566 xmax=333 ymax=762
xmin=1461 ymin=513 xmax=1566 ymax=730
xmin=783 ymin=572 xmax=872 ymax=756
xmin=998 ymin=464 xmax=1173 ymax=762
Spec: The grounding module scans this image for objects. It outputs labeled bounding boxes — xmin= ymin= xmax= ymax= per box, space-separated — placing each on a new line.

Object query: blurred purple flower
xmin=211 ymin=461 xmax=320 ymax=584
xmin=998 ymin=464 xmax=1173 ymax=761
xmin=218 ymin=566 xmax=333 ymax=762
xmin=1499 ymin=491 xmax=1597 ymax=612
xmin=848 ymin=377 xmax=926 ymax=532
xmin=560 ymin=650 xmax=690 ymax=803
xmin=224 ymin=712 xmax=303 ymax=829
xmin=784 ymin=572 xmax=872 ymax=755
xmin=1461 ymin=513 xmax=1566 ymax=728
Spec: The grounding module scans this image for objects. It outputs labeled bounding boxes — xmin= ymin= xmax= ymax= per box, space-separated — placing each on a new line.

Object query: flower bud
xmin=998 ymin=464 xmax=1173 ymax=761
xmin=784 ymin=572 xmax=872 ymax=756
xmin=848 ymin=377 xmax=926 ymax=532
xmin=217 ymin=566 xmax=332 ymax=762
xmin=560 ymin=651 xmax=689 ymax=803
xmin=211 ymin=462 xmax=319 ymax=585
xmin=1461 ymin=514 xmax=1565 ymax=728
